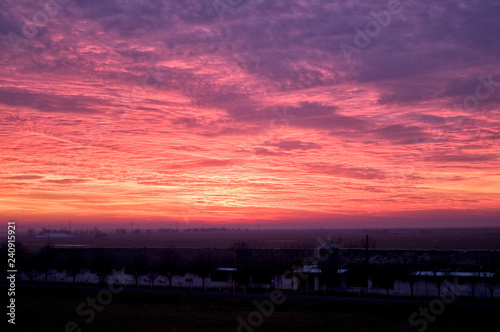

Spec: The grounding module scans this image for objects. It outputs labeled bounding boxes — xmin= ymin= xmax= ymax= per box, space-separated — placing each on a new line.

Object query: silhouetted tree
xmin=372 ymin=264 xmax=396 ymax=296
xmin=37 ymin=245 xmax=54 ymax=283
xmin=65 ymin=250 xmax=84 ymax=284
xmin=146 ymin=254 xmax=161 ymax=288
xmin=128 ymin=249 xmax=148 ymax=287
xmin=235 ymin=242 xmax=253 ymax=288
xmin=147 ymin=270 xmax=160 ymax=288
xmin=399 ymin=252 xmax=421 ymax=297
xmin=93 ymin=249 xmax=114 ymax=285
xmin=484 ymin=273 xmax=500 ymax=298
xmin=476 ymin=252 xmax=500 ymax=298
xmin=158 ymin=248 xmax=181 ymax=288
xmin=192 ymin=250 xmax=217 ymax=290
xmin=428 ymin=251 xmax=451 ymax=297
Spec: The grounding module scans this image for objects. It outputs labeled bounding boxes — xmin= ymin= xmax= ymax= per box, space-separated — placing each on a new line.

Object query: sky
xmin=1 ymin=0 xmax=499 ymax=229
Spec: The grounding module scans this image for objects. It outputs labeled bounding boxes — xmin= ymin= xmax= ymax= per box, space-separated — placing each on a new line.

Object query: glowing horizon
xmin=1 ymin=0 xmax=499 ymax=228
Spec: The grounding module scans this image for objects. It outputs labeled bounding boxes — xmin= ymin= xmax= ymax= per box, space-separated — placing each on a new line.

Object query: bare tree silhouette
xmin=93 ymin=248 xmax=114 ymax=286
xmin=192 ymin=250 xmax=217 ymax=291
xmin=428 ymin=251 xmax=452 ymax=297
xmin=128 ymin=249 xmax=148 ymax=287
xmin=477 ymin=252 xmax=500 ymax=298
xmin=399 ymin=252 xmax=421 ymax=297
xmin=65 ymin=250 xmax=84 ymax=284
xmin=158 ymin=248 xmax=181 ymax=288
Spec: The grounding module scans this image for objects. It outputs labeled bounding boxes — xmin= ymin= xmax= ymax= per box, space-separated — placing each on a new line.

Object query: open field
xmin=13 ymin=228 xmax=500 ymax=251
xmin=14 ymin=285 xmax=500 ymax=332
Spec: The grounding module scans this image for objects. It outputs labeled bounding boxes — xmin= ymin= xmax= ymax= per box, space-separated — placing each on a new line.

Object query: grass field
xmin=14 ymin=286 xmax=500 ymax=331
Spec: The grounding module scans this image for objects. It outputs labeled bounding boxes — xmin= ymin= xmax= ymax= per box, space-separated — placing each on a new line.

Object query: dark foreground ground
xmin=10 ymin=285 xmax=500 ymax=332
